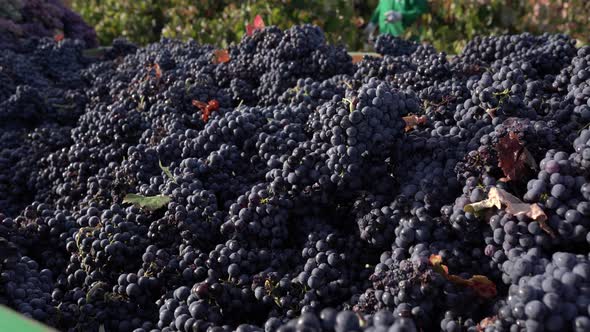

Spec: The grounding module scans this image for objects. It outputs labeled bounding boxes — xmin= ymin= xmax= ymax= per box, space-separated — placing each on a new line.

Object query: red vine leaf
xmin=213 ymin=49 xmax=230 ymax=64
xmin=351 ymin=54 xmax=364 ymax=64
xmin=145 ymin=63 xmax=162 ymax=82
xmin=192 ymin=100 xmax=206 ymax=108
xmin=403 ymin=115 xmax=427 ymax=132
xmin=496 ymin=132 xmax=535 ymax=181
xmin=192 ymin=100 xmax=207 ymax=121
xmin=152 ymin=63 xmax=162 ymax=80
xmin=246 ymin=15 xmax=265 ymax=36
xmin=192 ymin=100 xmax=220 ymax=123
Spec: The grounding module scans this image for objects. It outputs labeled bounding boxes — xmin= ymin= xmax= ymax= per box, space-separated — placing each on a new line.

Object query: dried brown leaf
xmin=430 ymin=255 xmax=497 ymax=299
xmin=465 ymin=187 xmax=556 ymax=238
xmin=468 ymin=275 xmax=497 ymax=299
xmin=477 ymin=316 xmax=497 ymax=332
xmin=403 ymin=115 xmax=427 ymax=132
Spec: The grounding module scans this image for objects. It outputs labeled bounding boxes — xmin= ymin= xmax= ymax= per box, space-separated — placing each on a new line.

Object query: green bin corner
xmin=0 ymin=305 xmax=56 ymax=332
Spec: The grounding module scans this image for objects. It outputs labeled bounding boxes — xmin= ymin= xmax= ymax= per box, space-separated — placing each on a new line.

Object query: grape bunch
xmin=0 ymin=0 xmax=97 ymax=50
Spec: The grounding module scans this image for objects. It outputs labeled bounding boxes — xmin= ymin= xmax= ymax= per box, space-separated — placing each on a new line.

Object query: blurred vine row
xmin=70 ymin=0 xmax=588 ymax=53
xmin=405 ymin=0 xmax=589 ymax=54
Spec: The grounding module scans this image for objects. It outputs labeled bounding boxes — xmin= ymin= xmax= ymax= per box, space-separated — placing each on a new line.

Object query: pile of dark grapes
xmin=1 ymin=24 xmax=590 ymax=332
xmin=0 ymin=0 xmax=97 ymax=50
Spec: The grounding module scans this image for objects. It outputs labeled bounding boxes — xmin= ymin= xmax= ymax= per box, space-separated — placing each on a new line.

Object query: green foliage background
xmin=71 ymin=0 xmax=588 ymax=53
xmin=404 ymin=0 xmax=589 ymax=54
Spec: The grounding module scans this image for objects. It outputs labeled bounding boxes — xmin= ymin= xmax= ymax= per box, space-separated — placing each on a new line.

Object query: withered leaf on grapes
xmin=496 ymin=132 xmax=535 ymax=181
xmin=465 ymin=187 xmax=556 ymax=238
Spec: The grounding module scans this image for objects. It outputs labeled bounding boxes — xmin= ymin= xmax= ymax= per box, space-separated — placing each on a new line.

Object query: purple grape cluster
xmin=0 ymin=0 xmax=97 ymax=50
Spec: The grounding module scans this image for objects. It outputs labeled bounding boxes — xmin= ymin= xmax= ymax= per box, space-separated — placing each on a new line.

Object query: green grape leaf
xmin=159 ymin=160 xmax=177 ymax=184
xmin=123 ymin=194 xmax=171 ymax=211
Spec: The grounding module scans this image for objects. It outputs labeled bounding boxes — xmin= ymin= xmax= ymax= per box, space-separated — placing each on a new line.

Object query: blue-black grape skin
xmin=1 ymin=22 xmax=590 ymax=332
xmin=0 ymin=0 xmax=98 ymax=50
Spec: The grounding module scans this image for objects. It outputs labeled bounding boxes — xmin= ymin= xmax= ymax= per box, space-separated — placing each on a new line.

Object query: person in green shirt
xmin=364 ymin=0 xmax=428 ymax=39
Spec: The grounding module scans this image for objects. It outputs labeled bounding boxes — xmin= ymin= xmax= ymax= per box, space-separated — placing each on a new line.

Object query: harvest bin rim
xmin=0 ymin=305 xmax=58 ymax=331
